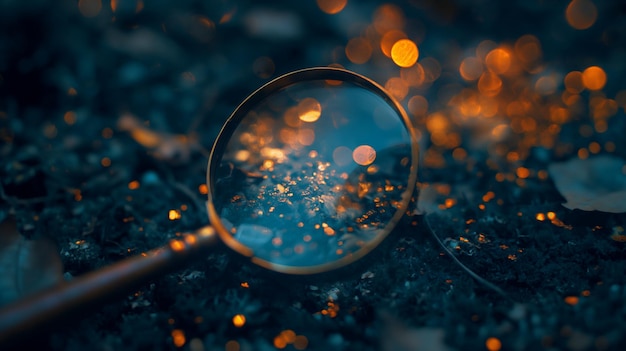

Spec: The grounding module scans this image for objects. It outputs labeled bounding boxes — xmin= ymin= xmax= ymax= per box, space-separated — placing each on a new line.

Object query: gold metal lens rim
xmin=206 ymin=66 xmax=419 ymax=275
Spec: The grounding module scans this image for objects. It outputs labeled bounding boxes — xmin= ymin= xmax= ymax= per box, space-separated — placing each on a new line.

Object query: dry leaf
xmin=548 ymin=155 xmax=626 ymax=213
xmin=0 ymin=219 xmax=64 ymax=306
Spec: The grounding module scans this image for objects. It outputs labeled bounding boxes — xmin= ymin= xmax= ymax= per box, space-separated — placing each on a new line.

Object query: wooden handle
xmin=0 ymin=226 xmax=218 ymax=347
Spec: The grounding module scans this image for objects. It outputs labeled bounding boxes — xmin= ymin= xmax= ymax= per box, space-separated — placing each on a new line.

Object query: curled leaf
xmin=0 ymin=219 xmax=64 ymax=306
xmin=548 ymin=155 xmax=626 ymax=213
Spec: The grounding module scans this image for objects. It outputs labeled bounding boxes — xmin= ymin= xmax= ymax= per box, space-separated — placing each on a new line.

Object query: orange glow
xmin=515 ymin=35 xmax=542 ymax=65
xmin=110 ymin=0 xmax=117 ymax=12
xmin=459 ymin=57 xmax=483 ymax=81
xmin=564 ymin=296 xmax=579 ymax=305
xmin=297 ymin=129 xmax=315 ymax=146
xmin=477 ymin=72 xmax=502 ymax=97
xmin=128 ymin=180 xmax=140 ymax=190
xmin=380 ymin=30 xmax=407 ymax=57
xmin=232 ymin=314 xmax=246 ymax=327
xmin=373 ymin=4 xmax=405 ymax=34
xmin=345 ymin=38 xmax=372 ymax=64
xmin=240 ymin=281 xmax=249 ymax=288
xmin=578 ymin=147 xmax=589 ymax=159
xmin=536 ymin=213 xmax=546 ymax=221
xmin=582 ymin=66 xmax=607 ymax=91
xmin=485 ymin=337 xmax=502 ymax=351
xmin=78 ymin=0 xmax=102 ymax=18
xmin=102 ymin=127 xmax=113 ymax=138
xmin=566 ymin=0 xmax=597 ymax=30
xmin=516 ymin=167 xmax=530 ymax=179
xmin=219 ymin=9 xmax=236 ymax=24
xmin=274 ymin=336 xmax=287 ymax=349
xmin=482 ymin=191 xmax=495 ymax=202
xmin=281 ymin=330 xmax=296 ymax=344
xmin=485 ymin=48 xmax=511 ymax=74
xmin=444 ymin=198 xmax=456 ymax=208
xmin=169 ymin=209 xmax=181 ymax=220
xmin=297 ymin=97 xmax=322 ymax=122
xmin=101 ymin=157 xmax=111 ymax=167
xmin=588 ymin=141 xmax=601 ymax=154
xmin=130 ymin=129 xmax=161 ymax=148
xmin=426 ymin=113 xmax=448 ymax=133
xmin=452 ymin=147 xmax=467 ymax=160
xmin=400 ymin=64 xmax=425 ymax=86
xmin=353 ymin=145 xmax=376 ymax=166
xmin=64 ymin=111 xmax=77 ymax=125
xmin=274 ymin=330 xmax=300 ymax=349
xmin=324 ymin=226 xmax=336 ymax=236
xmin=564 ymin=71 xmax=584 ymax=93
xmin=384 ymin=77 xmax=409 ymax=101
xmin=408 ymin=95 xmax=428 ymax=117
xmin=171 ymin=329 xmax=186 ymax=347
xmin=317 ymin=0 xmax=347 ymax=15
xmin=225 ymin=340 xmax=240 ymax=351
xmin=170 ymin=240 xmax=185 ymax=252
xmin=272 ymin=237 xmax=283 ymax=246
xmin=391 ymin=39 xmax=419 ymax=68
xmin=547 ymin=211 xmax=557 ymax=220
xmin=283 ymin=107 xmax=301 ymax=127
xmin=294 ymin=335 xmax=309 ymax=350
xmin=198 ymin=184 xmax=208 ymax=195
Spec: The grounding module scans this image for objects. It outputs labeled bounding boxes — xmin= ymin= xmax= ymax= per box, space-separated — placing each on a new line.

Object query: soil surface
xmin=1 ymin=1 xmax=625 ymax=350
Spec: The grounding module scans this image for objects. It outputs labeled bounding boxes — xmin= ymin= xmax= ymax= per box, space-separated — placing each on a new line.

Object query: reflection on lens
xmin=209 ymin=68 xmax=417 ymax=272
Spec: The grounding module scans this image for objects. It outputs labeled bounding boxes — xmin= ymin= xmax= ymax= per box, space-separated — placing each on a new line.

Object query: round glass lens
xmin=208 ymin=68 xmax=418 ymax=273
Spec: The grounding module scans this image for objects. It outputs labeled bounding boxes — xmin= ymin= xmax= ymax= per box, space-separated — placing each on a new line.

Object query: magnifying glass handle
xmin=0 ymin=226 xmax=218 ymax=347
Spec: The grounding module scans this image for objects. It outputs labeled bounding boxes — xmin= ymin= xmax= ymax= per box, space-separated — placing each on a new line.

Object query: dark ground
xmin=1 ymin=0 xmax=626 ymax=350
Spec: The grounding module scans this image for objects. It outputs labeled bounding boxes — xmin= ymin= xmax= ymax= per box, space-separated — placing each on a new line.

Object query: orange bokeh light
xmin=515 ymin=35 xmax=542 ymax=66
xmin=232 ymin=314 xmax=246 ymax=327
xmin=566 ymin=0 xmax=597 ymax=30
xmin=373 ymin=4 xmax=405 ymax=34
xmin=171 ymin=329 xmax=186 ymax=348
xmin=477 ymin=72 xmax=502 ymax=97
xmin=297 ymin=97 xmax=322 ymax=122
xmin=485 ymin=48 xmax=511 ymax=74
xmin=345 ymin=37 xmax=372 ymax=64
xmin=380 ymin=30 xmax=407 ymax=57
xmin=564 ymin=71 xmax=584 ymax=93
xmin=317 ymin=0 xmax=348 ymax=15
xmin=400 ymin=64 xmax=425 ymax=87
xmin=391 ymin=39 xmax=419 ymax=68
xmin=485 ymin=337 xmax=502 ymax=351
xmin=459 ymin=57 xmax=483 ymax=81
xmin=408 ymin=95 xmax=428 ymax=117
xmin=384 ymin=77 xmax=409 ymax=101
xmin=352 ymin=145 xmax=376 ymax=166
xmin=78 ymin=0 xmax=102 ymax=18
xmin=582 ymin=66 xmax=607 ymax=91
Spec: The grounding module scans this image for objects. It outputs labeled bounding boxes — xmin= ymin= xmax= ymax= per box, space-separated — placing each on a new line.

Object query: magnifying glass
xmin=0 ymin=67 xmax=419 ymax=344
